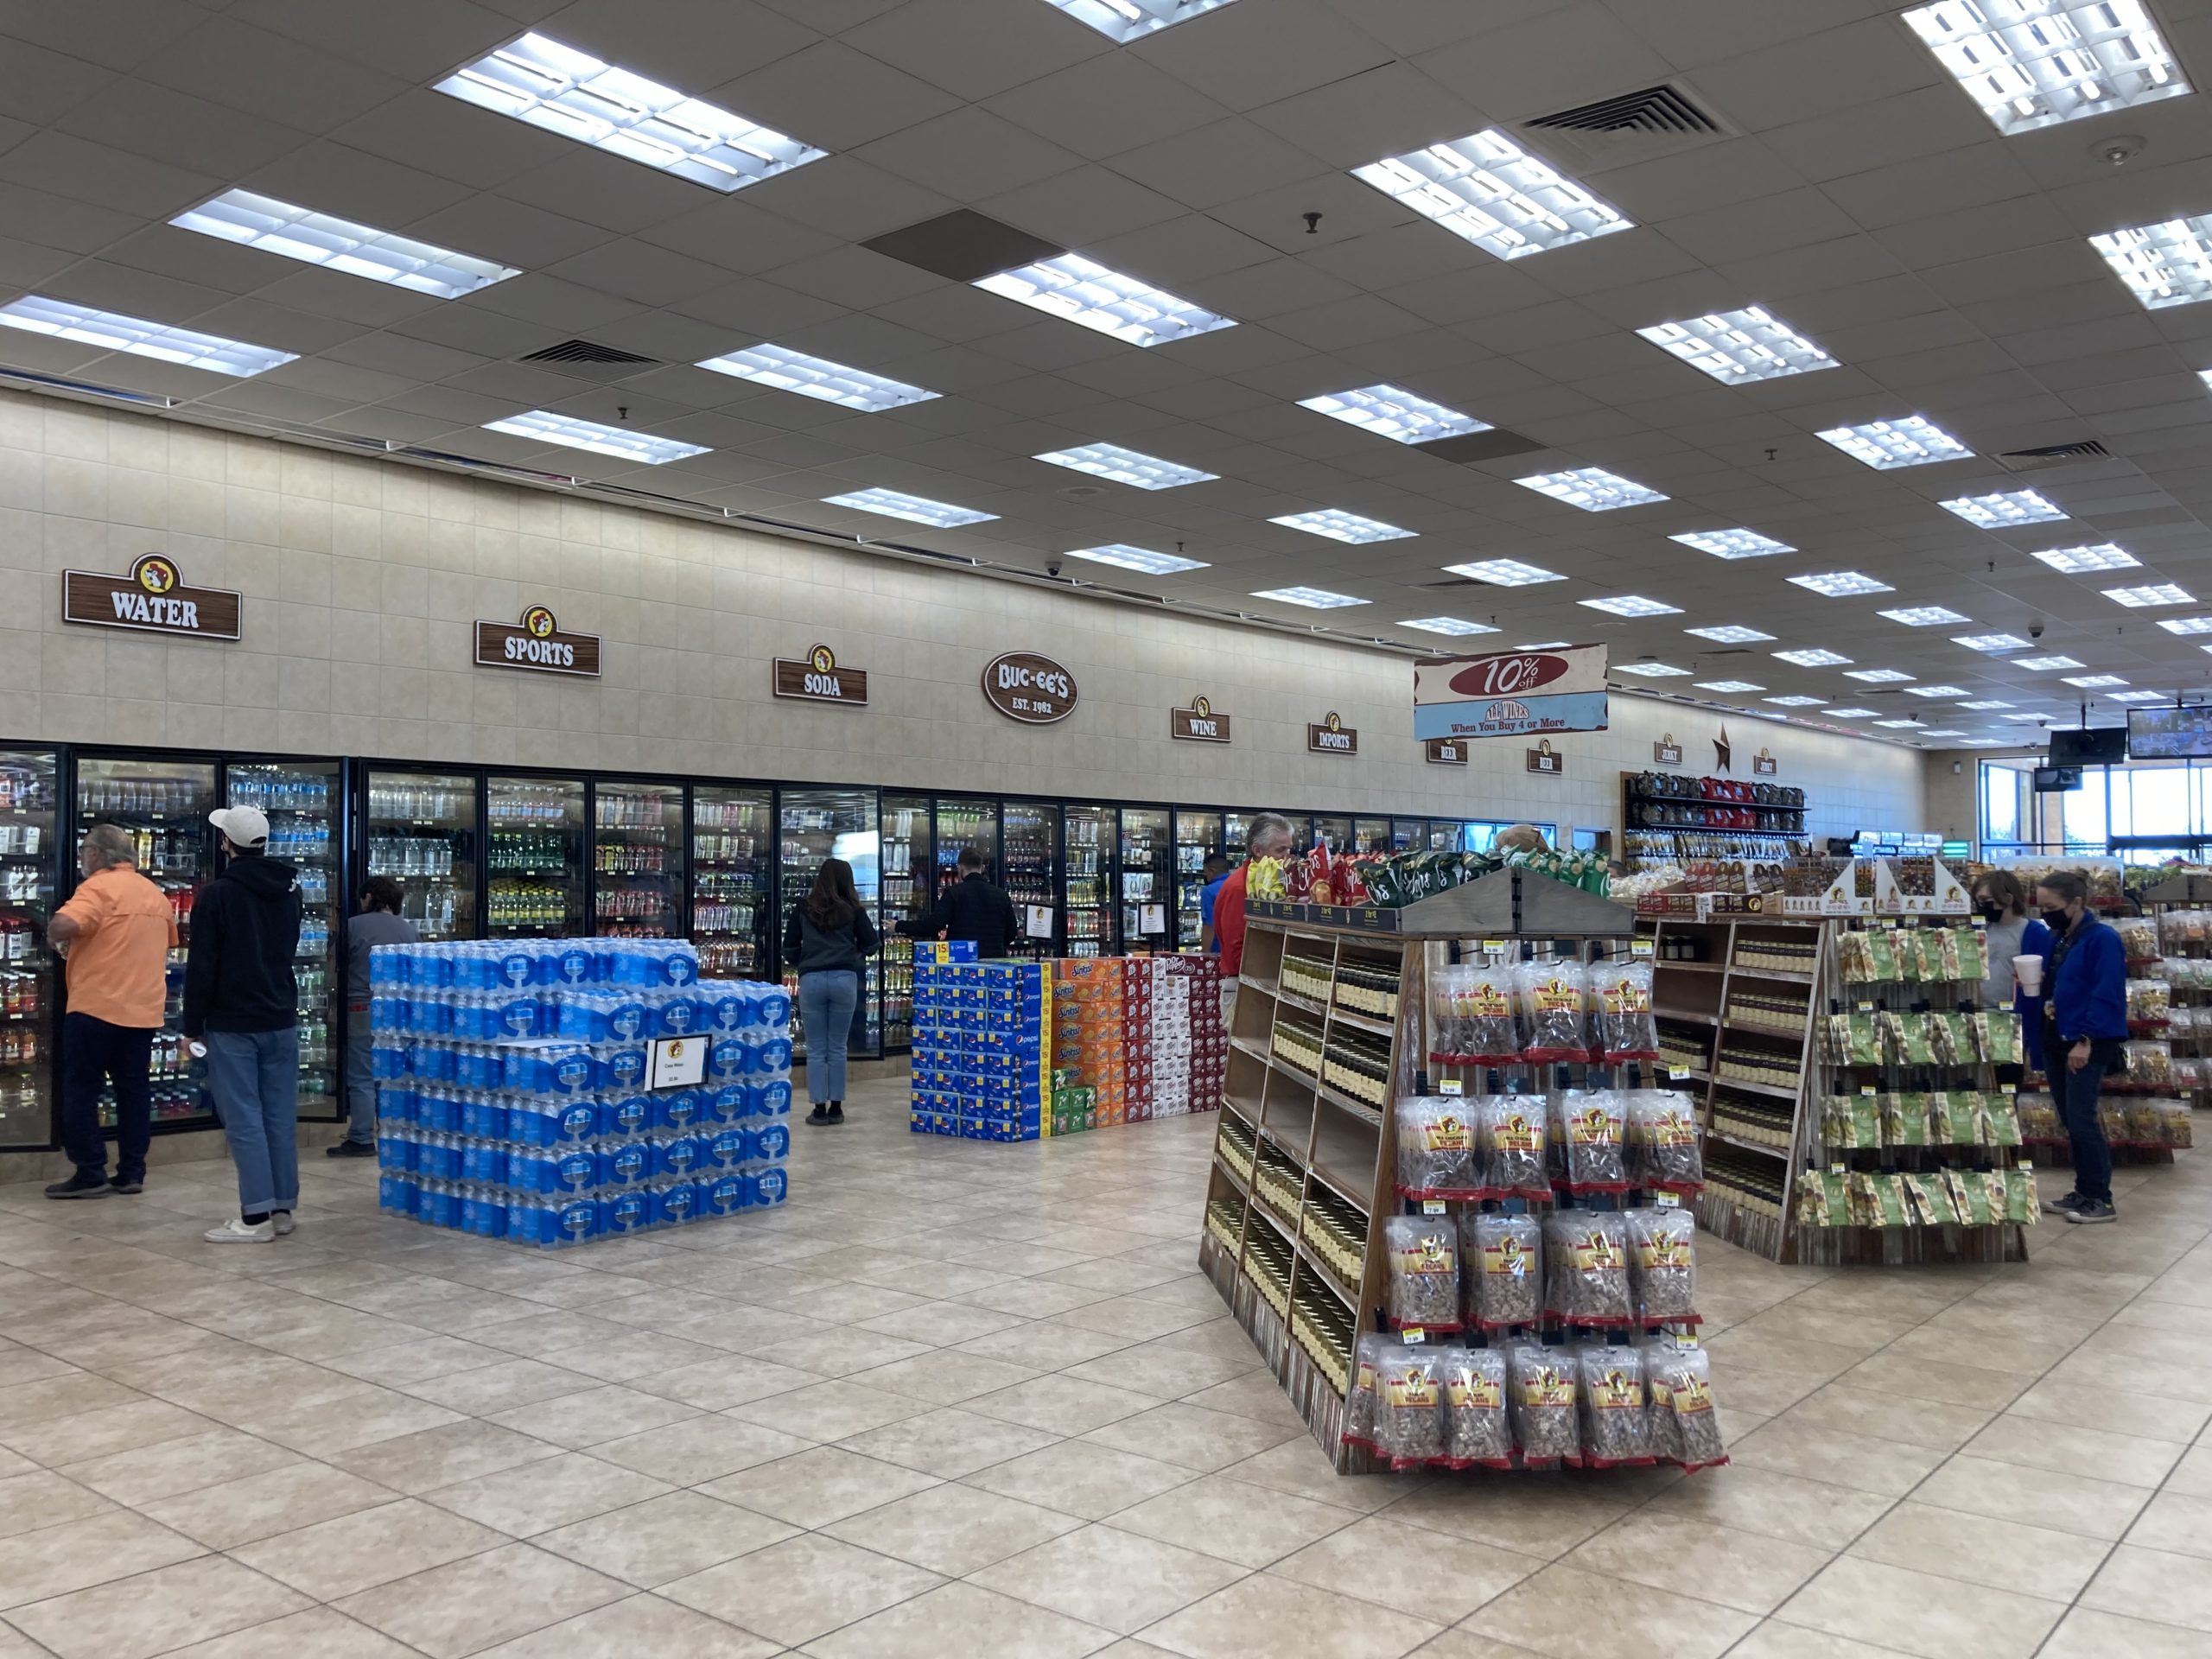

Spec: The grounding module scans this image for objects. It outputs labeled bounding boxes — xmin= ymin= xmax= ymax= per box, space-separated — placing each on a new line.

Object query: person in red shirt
xmin=1216 ymin=812 xmax=1294 ymax=1027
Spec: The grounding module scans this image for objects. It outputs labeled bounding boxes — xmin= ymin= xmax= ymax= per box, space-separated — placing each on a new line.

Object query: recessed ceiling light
xmin=436 ymin=33 xmax=824 ymax=193
xmin=1816 ymin=416 xmax=1972 ymax=469
xmin=1959 ymin=699 xmax=2014 ymax=710
xmin=822 ymin=486 xmax=996 ymax=527
xmin=170 ymin=190 xmax=518 ymax=299
xmin=2092 ymin=215 xmax=2212 ymax=310
xmin=1398 ymin=616 xmax=1499 ymax=636
xmin=1695 ymin=679 xmax=1764 ymax=693
xmin=1904 ymin=1 xmax=2189 ymax=136
xmin=1669 ymin=528 xmax=1796 ymax=559
xmin=1685 ymin=625 xmax=1775 ymax=643
xmin=696 ymin=343 xmax=937 ymax=412
xmin=1874 ymin=719 xmax=1923 ymax=728
xmin=1765 ymin=695 xmax=1826 ymax=707
xmin=2161 ymin=615 xmax=2212 ymax=635
xmin=1352 ymin=129 xmax=1632 ymax=261
xmin=1579 ymin=594 xmax=1681 ymax=617
xmin=1034 ymin=442 xmax=1217 ymax=490
xmin=1789 ymin=570 xmax=1894 ymax=597
xmin=1269 ymin=508 xmax=1414 ymax=543
xmin=2063 ymin=673 xmax=2129 ymax=687
xmin=2015 ymin=654 xmax=2084 ymax=670
xmin=2110 ymin=690 xmax=2170 ymax=702
xmin=1774 ymin=648 xmax=1853 ymax=667
xmin=1636 ymin=306 xmax=1835 ymax=383
xmin=1918 ymin=729 xmax=1967 ymax=738
xmin=976 ymin=253 xmax=1234 ymax=348
xmin=1519 ymin=641 xmax=1573 ymax=649
xmin=1446 ymin=559 xmax=1561 ymax=587
xmin=1827 ymin=707 xmax=1880 ymax=717
xmin=0 ymin=296 xmax=296 ymax=377
xmin=1516 ymin=467 xmax=1668 ymax=511
xmin=1955 ymin=632 xmax=2033 ymax=652
xmin=2031 ymin=542 xmax=2137 ymax=572
xmin=1252 ymin=586 xmax=1367 ymax=609
xmin=1039 ymin=0 xmax=1240 ymax=43
xmin=1063 ymin=543 xmax=1208 ymax=575
xmin=484 ymin=410 xmax=707 ymax=465
xmin=1879 ymin=605 xmax=1973 ymax=626
xmin=1846 ymin=668 xmax=1916 ymax=683
xmin=1615 ymin=662 xmax=1694 ymax=677
xmin=1939 ymin=489 xmax=2066 ymax=528
xmin=1907 ymin=683 xmax=1971 ymax=697
xmin=1297 ymin=384 xmax=1491 ymax=444
xmin=2104 ymin=582 xmax=2194 ymax=607
xmin=2001 ymin=712 xmax=2050 ymax=721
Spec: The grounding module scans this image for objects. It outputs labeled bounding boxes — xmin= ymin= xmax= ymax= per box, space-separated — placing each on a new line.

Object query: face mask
xmin=1977 ymin=902 xmax=2005 ymax=923
xmin=2042 ymin=908 xmax=2069 ymax=930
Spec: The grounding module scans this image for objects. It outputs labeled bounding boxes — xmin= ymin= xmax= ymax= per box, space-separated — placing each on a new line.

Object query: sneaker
xmin=204 ymin=1217 xmax=274 ymax=1243
xmin=2066 ymin=1199 xmax=2118 ymax=1225
xmin=807 ymin=1105 xmax=831 ymax=1126
xmin=43 ymin=1172 xmax=109 ymax=1200
xmin=827 ymin=1103 xmax=845 ymax=1124
xmin=326 ymin=1141 xmax=376 ymax=1159
xmin=2044 ymin=1191 xmax=2085 ymax=1217
xmin=271 ymin=1212 xmax=296 ymax=1236
xmin=110 ymin=1176 xmax=143 ymax=1195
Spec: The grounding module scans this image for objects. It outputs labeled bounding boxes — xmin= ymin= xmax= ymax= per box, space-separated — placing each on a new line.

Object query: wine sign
xmin=774 ymin=644 xmax=868 ymax=706
xmin=1425 ymin=739 xmax=1466 ymax=766
xmin=65 ymin=554 xmax=241 ymax=640
xmin=1527 ymin=739 xmax=1565 ymax=775
xmin=1754 ymin=747 xmax=1778 ymax=777
xmin=1655 ymin=734 xmax=1684 ymax=766
xmin=982 ymin=651 xmax=1077 ymax=724
xmin=1307 ymin=712 xmax=1357 ymax=755
xmin=1171 ymin=696 xmax=1230 ymax=742
xmin=474 ymin=606 xmax=601 ymax=677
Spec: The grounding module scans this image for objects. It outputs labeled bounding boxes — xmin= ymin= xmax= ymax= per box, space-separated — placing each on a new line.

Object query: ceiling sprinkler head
xmin=2094 ymin=133 xmax=2146 ymax=167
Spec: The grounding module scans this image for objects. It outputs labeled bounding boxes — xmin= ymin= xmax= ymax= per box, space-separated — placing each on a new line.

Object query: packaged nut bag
xmin=1467 ymin=1210 xmax=1542 ymax=1331
xmin=1374 ymin=1344 xmax=1444 ymax=1469
xmin=1395 ymin=1096 xmax=1479 ymax=1198
xmin=1386 ymin=1214 xmax=1462 ymax=1332
xmin=1439 ymin=1346 xmax=1511 ymax=1469
xmin=1626 ymin=1090 xmax=1702 ymax=1192
xmin=1553 ymin=1089 xmax=1628 ymax=1194
xmin=1516 ymin=960 xmax=1592 ymax=1065
xmin=1508 ymin=1341 xmax=1580 ymax=1465
xmin=1593 ymin=960 xmax=1659 ymax=1062
xmin=1578 ymin=1344 xmax=1653 ymax=1467
xmin=1481 ymin=1093 xmax=1551 ymax=1201
xmin=1342 ymin=1332 xmax=1386 ymax=1452
xmin=1543 ymin=1209 xmax=1631 ymax=1325
xmin=1643 ymin=1341 xmax=1728 ymax=1471
xmin=1625 ymin=1204 xmax=1697 ymax=1322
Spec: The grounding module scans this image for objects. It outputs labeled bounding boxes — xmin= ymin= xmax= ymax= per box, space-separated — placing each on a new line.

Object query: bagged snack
xmin=1544 ymin=1209 xmax=1631 ymax=1325
xmin=2016 ymin=1091 xmax=2063 ymax=1141
xmin=2002 ymin=1164 xmax=2040 ymax=1223
xmin=1645 ymin=1342 xmax=1727 ymax=1470
xmin=2126 ymin=1041 xmax=2176 ymax=1088
xmin=1977 ymin=1093 xmax=2021 ymax=1147
xmin=1902 ymin=1170 xmax=1955 ymax=1227
xmin=1453 ymin=962 xmax=1520 ymax=1064
xmin=1440 ymin=1347 xmax=1511 ymax=1468
xmin=1838 ymin=931 xmax=1878 ymax=982
xmin=1625 ymin=1090 xmax=1702 ymax=1192
xmin=1578 ymin=1344 xmax=1652 ymax=1467
xmin=1386 ymin=1214 xmax=1462 ymax=1331
xmin=1374 ymin=1344 xmax=1443 ymax=1468
xmin=1593 ymin=961 xmax=1659 ymax=1061
xmin=1980 ymin=1011 xmax=2021 ymax=1067
xmin=2120 ymin=915 xmax=2161 ymax=961
xmin=1955 ymin=925 xmax=1988 ymax=986
xmin=1864 ymin=929 xmax=1899 ymax=982
xmin=1508 ymin=1342 xmax=1580 ymax=1464
xmin=1481 ymin=1092 xmax=1550 ymax=1200
xmin=1796 ymin=1166 xmax=1848 ymax=1228
xmin=1516 ymin=959 xmax=1592 ymax=1063
xmin=1395 ymin=1096 xmax=1479 ymax=1198
xmin=1342 ymin=1332 xmax=1386 ymax=1452
xmin=1468 ymin=1211 xmax=1542 ymax=1330
xmin=2164 ymin=1098 xmax=2195 ymax=1149
xmin=1819 ymin=1095 xmax=1854 ymax=1149
xmin=1879 ymin=1091 xmax=1924 ymax=1148
xmin=2128 ymin=977 xmax=2172 ymax=1026
xmin=1625 ymin=1205 xmax=1697 ymax=1322
xmin=1942 ymin=1166 xmax=1996 ymax=1226
xmin=1554 ymin=1089 xmax=1628 ymax=1192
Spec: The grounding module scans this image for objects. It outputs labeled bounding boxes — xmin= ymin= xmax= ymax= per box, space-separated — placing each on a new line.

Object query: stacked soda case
xmin=1046 ymin=955 xmax=1225 ymax=1136
xmin=907 ymin=944 xmax=1052 ymax=1141
xmin=369 ymin=937 xmax=793 ymax=1247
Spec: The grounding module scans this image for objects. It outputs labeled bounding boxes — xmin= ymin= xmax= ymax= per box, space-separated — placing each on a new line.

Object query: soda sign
xmin=773 ymin=644 xmax=868 ymax=707
xmin=982 ymin=651 xmax=1078 ymax=724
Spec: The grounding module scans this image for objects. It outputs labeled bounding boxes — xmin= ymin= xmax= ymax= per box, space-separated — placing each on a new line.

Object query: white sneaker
xmin=204 ymin=1217 xmax=274 ymax=1243
xmin=271 ymin=1212 xmax=295 ymax=1236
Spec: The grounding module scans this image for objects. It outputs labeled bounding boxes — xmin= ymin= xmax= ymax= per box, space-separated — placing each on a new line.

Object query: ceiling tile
xmin=721 ymin=41 xmax=961 ymax=151
xmin=139 ymin=16 xmax=411 ymax=130
xmin=986 ymin=50 xmax=1228 ymax=163
xmin=743 ymin=156 xmax=958 ymax=242
xmin=0 ymin=131 xmax=219 ymax=221
xmin=1134 ymin=0 xmax=1392 ymax=113
xmin=225 ymin=0 xmax=520 ymax=79
xmin=544 ymin=241 xmax=735 ymax=308
xmin=843 ymin=0 xmax=1108 ymax=102
xmin=540 ymin=0 xmax=820 ymax=89
xmin=1414 ymin=1 xmax=1673 ymax=119
xmin=855 ymin=107 xmax=1083 ymax=200
xmin=0 ymin=0 xmax=207 ymax=73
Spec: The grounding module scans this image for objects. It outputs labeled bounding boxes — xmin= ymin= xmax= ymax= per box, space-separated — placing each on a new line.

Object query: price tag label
xmin=1402 ymin=1325 xmax=1426 ymax=1344
xmin=1656 ymin=1191 xmax=1681 ymax=1209
xmin=1437 ymin=1077 xmax=1464 ymax=1096
xmin=1421 ymin=1198 xmax=1447 ymax=1215
xmin=1481 ymin=938 xmax=1508 ymax=953
xmin=1631 ymin=939 xmax=1656 ymax=957
xmin=1829 ymin=1161 xmax=1847 ymax=1175
xmin=1675 ymin=1332 xmax=1700 ymax=1351
xmin=1860 ymin=1085 xmax=1876 ymax=1096
xmin=2017 ymin=1159 xmax=2035 ymax=1172
xmin=1857 ymin=1001 xmax=1874 ymax=1012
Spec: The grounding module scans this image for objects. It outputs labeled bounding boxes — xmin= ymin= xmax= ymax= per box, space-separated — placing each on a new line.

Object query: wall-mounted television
xmin=2047 ymin=727 xmax=2127 ymax=766
xmin=2128 ymin=705 xmax=2212 ymax=760
xmin=2032 ymin=765 xmax=2082 ymax=792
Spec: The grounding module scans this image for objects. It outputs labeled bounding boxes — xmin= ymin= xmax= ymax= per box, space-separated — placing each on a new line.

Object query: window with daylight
xmin=1983 ymin=757 xmax=2212 ymax=861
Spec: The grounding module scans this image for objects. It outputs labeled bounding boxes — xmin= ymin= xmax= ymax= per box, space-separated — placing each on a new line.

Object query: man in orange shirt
xmin=44 ymin=824 xmax=177 ymax=1199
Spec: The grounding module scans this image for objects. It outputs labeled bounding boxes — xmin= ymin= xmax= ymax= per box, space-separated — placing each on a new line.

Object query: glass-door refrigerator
xmin=1002 ymin=799 xmax=1058 ymax=960
xmin=226 ymin=758 xmax=340 ymax=1121
xmin=73 ymin=753 xmax=215 ymax=1130
xmin=933 ymin=795 xmax=997 ymax=899
xmin=880 ymin=792 xmax=931 ymax=1049
xmin=1390 ymin=818 xmax=1424 ymax=852
xmin=1224 ymin=810 xmax=1255 ymax=859
xmin=779 ymin=788 xmax=880 ymax=1059
xmin=1064 ymin=803 xmax=1113 ymax=957
xmin=1354 ymin=817 xmax=1394 ymax=854
xmin=692 ymin=784 xmax=770 ymax=980
xmin=1427 ymin=821 xmax=1465 ymax=852
xmin=0 ymin=750 xmax=58 ymax=1148
xmin=593 ymin=779 xmax=683 ymax=939
xmin=486 ymin=774 xmax=584 ymax=938
xmin=363 ymin=768 xmax=475 ymax=941
xmin=1120 ymin=805 xmax=1171 ymax=952
xmin=1174 ymin=809 xmax=1223 ymax=950
xmin=1313 ymin=814 xmax=1351 ymax=855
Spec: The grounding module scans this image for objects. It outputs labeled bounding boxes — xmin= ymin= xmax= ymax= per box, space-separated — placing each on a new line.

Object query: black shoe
xmin=2066 ymin=1198 xmax=2118 ymax=1225
xmin=44 ymin=1172 xmax=110 ymax=1200
xmin=807 ymin=1105 xmax=831 ymax=1126
xmin=110 ymin=1176 xmax=143 ymax=1195
xmin=827 ymin=1103 xmax=845 ymax=1124
xmin=326 ymin=1141 xmax=376 ymax=1159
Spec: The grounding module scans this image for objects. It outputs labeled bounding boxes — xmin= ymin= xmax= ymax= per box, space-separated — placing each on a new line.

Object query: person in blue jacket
xmin=2035 ymin=869 xmax=2125 ymax=1224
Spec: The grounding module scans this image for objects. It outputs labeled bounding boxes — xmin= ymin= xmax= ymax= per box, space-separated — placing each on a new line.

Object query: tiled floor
xmin=2 ymin=1090 xmax=2210 ymax=1658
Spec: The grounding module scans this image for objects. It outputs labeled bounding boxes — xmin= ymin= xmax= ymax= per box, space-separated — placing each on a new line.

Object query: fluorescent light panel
xmin=1879 ymin=606 xmax=1972 ymax=626
xmin=2015 ymin=654 xmax=2084 ymax=669
xmin=822 ymin=487 xmax=996 ymax=527
xmin=1685 ymin=625 xmax=1775 ymax=643
xmin=1920 ymin=728 xmax=1967 ymax=737
xmin=2001 ymin=712 xmax=2050 ymax=721
xmin=1270 ymin=508 xmax=1414 ymax=543
xmin=1353 ymin=129 xmax=1631 ymax=261
xmin=1039 ymin=0 xmax=1240 ymax=41
xmin=1904 ymin=0 xmax=2189 ymax=136
xmin=1816 ymin=416 xmax=1973 ymax=469
xmin=436 ymin=33 xmax=823 ymax=193
xmin=1636 ymin=306 xmax=1834 ymax=383
xmin=1298 ymin=384 xmax=1490 ymax=444
xmin=1579 ymin=594 xmax=1681 ymax=617
xmin=1827 ymin=707 xmax=1880 ymax=717
xmin=1940 ymin=488 xmax=2065 ymax=527
xmin=1775 ymin=648 xmax=1853 ymax=666
xmin=1789 ymin=570 xmax=1895 ymax=597
xmin=696 ymin=344 xmax=936 ymax=411
xmin=975 ymin=253 xmax=1233 ymax=348
xmin=1960 ymin=699 xmax=2014 ymax=709
xmin=2110 ymin=690 xmax=2170 ymax=702
xmin=1253 ymin=586 xmax=1366 ymax=608
xmin=1845 ymin=669 xmax=1916 ymax=683
xmin=2159 ymin=615 xmax=2212 ymax=635
xmin=2063 ymin=673 xmax=2129 ymax=687
xmin=2104 ymin=582 xmax=2194 ymax=607
xmin=2092 ymin=214 xmax=2212 ymax=310
xmin=1908 ymin=684 xmax=1971 ymax=697
xmin=1063 ymin=543 xmax=1207 ymax=575
xmin=1398 ymin=616 xmax=1498 ymax=636
xmin=1955 ymin=632 xmax=2032 ymax=652
xmin=2031 ymin=542 xmax=2137 ymax=572
xmin=1696 ymin=680 xmax=1764 ymax=692
xmin=1445 ymin=558 xmax=1560 ymax=587
xmin=1615 ymin=663 xmax=1693 ymax=677
xmin=1670 ymin=528 xmax=1795 ymax=559
xmin=1516 ymin=467 xmax=1667 ymax=511
xmin=0 ymin=296 xmax=296 ymax=377
xmin=1034 ymin=442 xmax=1216 ymax=490
xmin=171 ymin=190 xmax=517 ymax=299
xmin=1765 ymin=695 xmax=1826 ymax=707
xmin=1874 ymin=719 xmax=1922 ymax=728
xmin=482 ymin=410 xmax=707 ymax=465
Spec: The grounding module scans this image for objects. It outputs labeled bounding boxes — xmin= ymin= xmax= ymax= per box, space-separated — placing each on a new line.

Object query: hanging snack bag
xmin=1481 ymin=1092 xmax=1550 ymax=1201
xmin=1902 ymin=1170 xmax=1955 ymax=1227
xmin=1374 ymin=1344 xmax=1444 ymax=1468
xmin=1342 ymin=1332 xmax=1386 ymax=1452
xmin=1395 ymin=1096 xmax=1479 ymax=1198
xmin=1955 ymin=925 xmax=1988 ymax=985
xmin=1878 ymin=1091 xmax=1923 ymax=1148
xmin=1516 ymin=959 xmax=1591 ymax=1064
xmin=1457 ymin=961 xmax=1522 ymax=1065
xmin=1843 ymin=1012 xmax=1883 ymax=1067
xmin=1578 ymin=1344 xmax=1654 ymax=1467
xmin=2164 ymin=1098 xmax=2195 ymax=1150
xmin=1864 ymin=928 xmax=1899 ymax=982
xmin=1593 ymin=960 xmax=1659 ymax=1062
xmin=1508 ymin=1342 xmax=1581 ymax=1465
xmin=1942 ymin=1167 xmax=1995 ymax=1226
xmin=2002 ymin=1164 xmax=2040 ymax=1223
xmin=2126 ymin=1041 xmax=2176 ymax=1089
xmin=1544 ymin=1209 xmax=1631 ymax=1325
xmin=1440 ymin=1347 xmax=1512 ymax=1469
xmin=1645 ymin=1342 xmax=1728 ymax=1470
xmin=1982 ymin=1011 xmax=2022 ymax=1067
xmin=1626 ymin=1090 xmax=1702 ymax=1192
xmin=2015 ymin=1091 xmax=2062 ymax=1141
xmin=1932 ymin=925 xmax=1967 ymax=982
xmin=1625 ymin=1205 xmax=1697 ymax=1322
xmin=1386 ymin=1213 xmax=1462 ymax=1332
xmin=1469 ymin=1210 xmax=1542 ymax=1330
xmin=1838 ymin=931 xmax=1878 ymax=983
xmin=1562 ymin=1088 xmax=1630 ymax=1193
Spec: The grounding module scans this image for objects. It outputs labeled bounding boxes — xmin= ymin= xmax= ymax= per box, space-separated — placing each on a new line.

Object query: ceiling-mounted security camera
xmin=2028 ymin=619 xmax=2046 ymax=639
xmin=1046 ymin=559 xmax=1063 ymax=579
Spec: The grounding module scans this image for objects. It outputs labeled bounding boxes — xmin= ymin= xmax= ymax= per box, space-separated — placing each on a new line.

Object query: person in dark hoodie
xmin=898 ymin=846 xmax=1018 ymax=959
xmin=187 ymin=804 xmax=303 ymax=1243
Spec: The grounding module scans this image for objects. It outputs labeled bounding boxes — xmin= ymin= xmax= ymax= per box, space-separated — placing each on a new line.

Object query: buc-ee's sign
xmin=474 ymin=607 xmax=601 ymax=677
xmin=774 ymin=645 xmax=868 ymax=707
xmin=982 ymin=652 xmax=1077 ymax=724
xmin=65 ymin=555 xmax=240 ymax=640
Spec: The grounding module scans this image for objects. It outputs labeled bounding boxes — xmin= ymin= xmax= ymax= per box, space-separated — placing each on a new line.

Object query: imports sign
xmin=1307 ymin=712 xmax=1357 ymax=755
xmin=773 ymin=644 xmax=868 ymax=707
xmin=474 ymin=606 xmax=601 ymax=677
xmin=1413 ymin=644 xmax=1609 ymax=741
xmin=982 ymin=651 xmax=1077 ymax=724
xmin=1170 ymin=696 xmax=1230 ymax=742
xmin=65 ymin=554 xmax=241 ymax=640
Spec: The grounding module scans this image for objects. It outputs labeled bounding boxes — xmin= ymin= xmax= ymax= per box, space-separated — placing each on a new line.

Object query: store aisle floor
xmin=0 ymin=1096 xmax=2209 ymax=1658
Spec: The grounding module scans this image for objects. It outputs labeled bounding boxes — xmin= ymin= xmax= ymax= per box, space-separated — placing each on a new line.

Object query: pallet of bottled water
xmin=367 ymin=938 xmax=793 ymax=1247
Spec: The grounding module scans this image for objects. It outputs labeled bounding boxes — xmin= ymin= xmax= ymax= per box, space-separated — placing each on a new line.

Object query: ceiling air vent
xmin=517 ymin=339 xmax=661 ymax=382
xmin=1513 ymin=82 xmax=1732 ymax=168
xmin=1996 ymin=440 xmax=2112 ymax=472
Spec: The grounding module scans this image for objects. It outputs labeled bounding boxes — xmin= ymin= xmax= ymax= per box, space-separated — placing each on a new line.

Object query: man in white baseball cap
xmin=185 ymin=802 xmax=303 ymax=1243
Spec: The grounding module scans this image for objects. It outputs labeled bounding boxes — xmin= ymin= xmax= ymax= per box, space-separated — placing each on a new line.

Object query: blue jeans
xmin=207 ymin=1027 xmax=300 ymax=1217
xmin=798 ymin=970 xmax=858 ymax=1104
xmin=2054 ymin=1048 xmax=2114 ymax=1205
